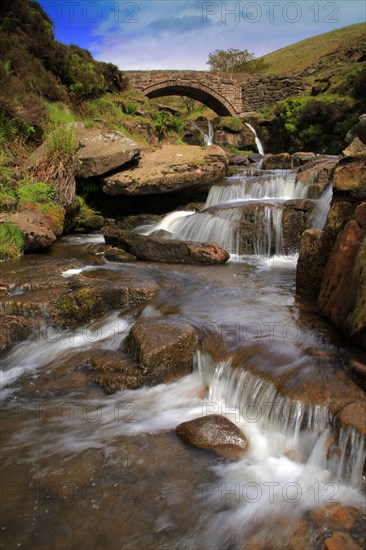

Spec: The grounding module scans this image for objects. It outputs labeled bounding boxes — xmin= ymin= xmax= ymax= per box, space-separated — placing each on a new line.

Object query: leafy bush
xmin=0 ymin=222 xmax=24 ymax=260
xmin=153 ymin=111 xmax=183 ymax=140
xmin=274 ymin=96 xmax=355 ymax=153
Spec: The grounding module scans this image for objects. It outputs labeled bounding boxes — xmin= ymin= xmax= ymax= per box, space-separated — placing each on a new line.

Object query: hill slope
xmin=259 ymin=23 xmax=366 ymax=75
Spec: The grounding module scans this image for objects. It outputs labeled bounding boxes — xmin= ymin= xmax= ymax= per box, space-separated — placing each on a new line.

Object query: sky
xmin=39 ymin=0 xmax=366 ymax=70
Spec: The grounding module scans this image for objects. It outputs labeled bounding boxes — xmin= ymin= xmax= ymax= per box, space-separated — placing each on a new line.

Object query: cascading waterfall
xmin=245 ymin=122 xmax=265 ymax=155
xmin=196 ymin=350 xmax=366 ymax=488
xmin=168 ymin=207 xmax=242 ymax=255
xmin=205 ymin=172 xmax=308 ymax=207
xmin=311 ymin=184 xmax=333 ymax=230
xmin=191 ymin=119 xmax=214 ymax=146
xmin=137 ymin=168 xmax=310 ymax=258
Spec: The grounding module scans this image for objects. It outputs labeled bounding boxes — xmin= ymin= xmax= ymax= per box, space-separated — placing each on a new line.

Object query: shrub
xmin=153 ymin=111 xmax=183 ymax=140
xmin=0 ymin=222 xmax=24 ymax=260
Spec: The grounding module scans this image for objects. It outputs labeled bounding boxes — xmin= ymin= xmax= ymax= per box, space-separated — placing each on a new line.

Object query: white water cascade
xmin=245 ymin=122 xmax=265 ymax=155
xmin=192 ymin=119 xmax=214 ymax=146
xmin=137 ymin=168 xmax=311 ymax=258
xmin=311 ymin=184 xmax=333 ymax=230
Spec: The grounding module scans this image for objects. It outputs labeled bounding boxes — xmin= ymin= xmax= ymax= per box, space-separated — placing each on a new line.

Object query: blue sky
xmin=39 ymin=0 xmax=366 ymax=70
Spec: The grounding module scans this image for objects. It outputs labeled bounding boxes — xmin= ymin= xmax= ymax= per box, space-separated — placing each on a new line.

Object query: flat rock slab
xmin=102 ymin=144 xmax=227 ymax=195
xmin=104 ymin=226 xmax=230 ymax=264
xmin=123 ymin=318 xmax=197 ymax=386
xmin=175 ymin=414 xmax=248 ymax=459
xmin=0 ymin=211 xmax=56 ymax=251
xmin=77 ymin=128 xmax=140 ymax=178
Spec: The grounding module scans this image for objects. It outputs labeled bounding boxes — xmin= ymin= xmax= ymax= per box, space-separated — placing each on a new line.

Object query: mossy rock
xmin=54 ymin=287 xmax=106 ymax=325
xmin=75 ymin=199 xmax=104 ymax=231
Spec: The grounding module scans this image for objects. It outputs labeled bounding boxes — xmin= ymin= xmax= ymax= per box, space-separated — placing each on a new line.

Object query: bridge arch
xmin=142 ymin=80 xmax=239 ymax=117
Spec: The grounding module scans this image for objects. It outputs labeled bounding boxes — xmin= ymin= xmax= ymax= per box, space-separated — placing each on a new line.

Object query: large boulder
xmin=318 ymin=220 xmax=366 ymax=347
xmin=103 ymin=226 xmax=230 ymax=264
xmin=296 ymin=230 xmax=331 ymax=295
xmin=77 ymin=128 xmax=140 ymax=178
xmin=0 ymin=211 xmax=56 ymax=251
xmin=102 ymin=144 xmax=227 ymax=195
xmin=262 ymin=153 xmax=292 ymax=170
xmin=123 ymin=318 xmax=197 ymax=386
xmin=282 ymin=199 xmax=316 ymax=254
xmin=332 ymin=155 xmax=366 ymax=199
xmin=295 ymin=157 xmax=337 ymax=198
xmin=175 ymin=414 xmax=248 ymax=459
xmin=238 ymin=203 xmax=282 ymax=255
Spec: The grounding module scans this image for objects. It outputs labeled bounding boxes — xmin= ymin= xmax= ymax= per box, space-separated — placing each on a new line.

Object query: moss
xmin=56 ymin=287 xmax=104 ymax=324
xmin=38 ymin=203 xmax=65 ymax=236
xmin=349 ymin=235 xmax=366 ymax=340
xmin=0 ymin=222 xmax=24 ymax=260
xmin=217 ymin=117 xmax=243 ymax=132
xmin=75 ymin=197 xmax=104 ymax=231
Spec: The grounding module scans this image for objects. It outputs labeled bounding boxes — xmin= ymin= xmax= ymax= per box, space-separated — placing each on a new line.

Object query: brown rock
xmin=175 ymin=414 xmax=248 ymax=459
xmin=104 ymin=246 xmax=137 ymax=262
xmin=123 ymin=318 xmax=197 ymax=386
xmin=292 ymin=152 xmax=317 ymax=167
xmin=336 ymin=401 xmax=366 ymax=437
xmin=88 ymin=350 xmax=143 ymax=394
xmin=355 ymin=202 xmax=366 ymax=228
xmin=0 ymin=315 xmax=31 ymax=352
xmin=347 ymin=359 xmax=366 ymax=391
xmin=77 ymin=128 xmax=140 ymax=178
xmin=332 ymin=156 xmax=366 ymax=199
xmin=238 ymin=202 xmax=283 ymax=255
xmin=0 ymin=211 xmax=56 ymax=251
xmin=296 ymin=158 xmax=337 ymax=195
xmin=318 ymin=221 xmax=366 ymax=347
xmin=323 ymin=532 xmax=362 ymax=550
xmin=282 ymin=199 xmax=316 ymax=254
xmin=296 ymin=229 xmax=331 ymax=295
xmin=342 ymin=137 xmax=366 ymax=157
xmin=103 ymin=226 xmax=230 ymax=264
xmin=262 ymin=153 xmax=292 ymax=170
xmin=310 ymin=504 xmax=357 ymax=531
xmin=102 ymin=144 xmax=227 ymax=196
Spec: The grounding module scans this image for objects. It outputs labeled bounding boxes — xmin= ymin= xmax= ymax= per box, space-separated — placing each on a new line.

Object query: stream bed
xmin=1 ymin=166 xmax=365 ymax=549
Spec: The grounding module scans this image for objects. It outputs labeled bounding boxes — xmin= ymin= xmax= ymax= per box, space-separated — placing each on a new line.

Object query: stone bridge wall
xmin=125 ymin=70 xmax=303 ymax=115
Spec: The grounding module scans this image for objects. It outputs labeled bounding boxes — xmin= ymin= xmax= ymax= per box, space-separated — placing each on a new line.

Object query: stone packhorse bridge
xmin=126 ymin=70 xmax=303 ymax=116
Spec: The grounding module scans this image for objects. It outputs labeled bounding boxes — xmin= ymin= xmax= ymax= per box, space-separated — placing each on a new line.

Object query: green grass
xmin=0 ymin=222 xmax=24 ymax=260
xmin=258 ymin=23 xmax=365 ymax=75
xmin=47 ymin=102 xmax=76 ymax=125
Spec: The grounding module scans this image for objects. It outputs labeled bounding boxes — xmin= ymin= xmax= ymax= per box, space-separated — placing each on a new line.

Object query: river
xmin=0 ymin=164 xmax=365 ymax=549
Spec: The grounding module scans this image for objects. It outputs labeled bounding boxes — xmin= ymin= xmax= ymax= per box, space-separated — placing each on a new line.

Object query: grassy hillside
xmin=259 ymin=23 xmax=366 ymax=75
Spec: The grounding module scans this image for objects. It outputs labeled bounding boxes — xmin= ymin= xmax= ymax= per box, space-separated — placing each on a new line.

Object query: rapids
xmin=0 ymin=163 xmax=365 ymax=549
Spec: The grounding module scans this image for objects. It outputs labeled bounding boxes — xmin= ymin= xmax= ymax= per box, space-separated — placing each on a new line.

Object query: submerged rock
xmin=175 ymin=414 xmax=248 ymax=459
xmin=103 ymin=226 xmax=230 ymax=264
xmin=0 ymin=315 xmax=31 ymax=352
xmin=123 ymin=318 xmax=197 ymax=386
xmin=104 ymin=246 xmax=137 ymax=262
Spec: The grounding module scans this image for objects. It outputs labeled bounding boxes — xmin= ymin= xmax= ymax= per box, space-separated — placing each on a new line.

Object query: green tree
xmin=207 ymin=48 xmax=255 ymax=72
